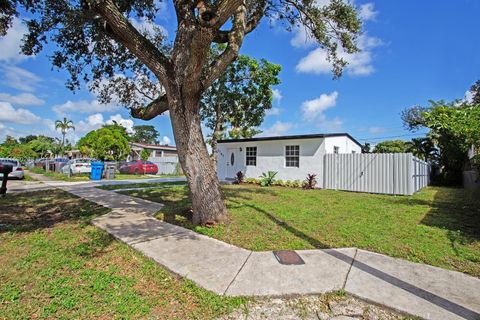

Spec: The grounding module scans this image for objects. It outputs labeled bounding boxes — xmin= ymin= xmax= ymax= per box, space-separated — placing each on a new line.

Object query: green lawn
xmin=120 ymin=184 xmax=480 ymax=277
xmin=0 ymin=191 xmax=245 ymax=319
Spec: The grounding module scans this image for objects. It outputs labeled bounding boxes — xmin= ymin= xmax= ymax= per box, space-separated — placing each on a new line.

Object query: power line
xmin=358 ymin=133 xmax=425 ymax=141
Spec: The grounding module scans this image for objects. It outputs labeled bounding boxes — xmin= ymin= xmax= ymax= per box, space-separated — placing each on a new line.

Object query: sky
xmin=1 ymin=0 xmax=480 ymax=147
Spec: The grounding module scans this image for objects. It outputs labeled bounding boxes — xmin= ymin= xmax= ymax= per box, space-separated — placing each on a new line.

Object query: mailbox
xmin=0 ymin=163 xmax=13 ymax=197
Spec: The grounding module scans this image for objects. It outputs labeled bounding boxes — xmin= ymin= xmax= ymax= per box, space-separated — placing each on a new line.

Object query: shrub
xmin=245 ymin=178 xmax=260 ymax=184
xmin=234 ymin=171 xmax=245 ymax=184
xmin=303 ymin=173 xmax=317 ymax=189
xmin=293 ymin=180 xmax=303 ymax=188
xmin=285 ymin=180 xmax=292 ymax=187
xmin=273 ymin=179 xmax=285 ymax=186
xmin=260 ymin=171 xmax=277 ymax=187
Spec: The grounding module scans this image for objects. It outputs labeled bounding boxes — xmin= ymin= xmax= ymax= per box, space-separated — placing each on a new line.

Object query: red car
xmin=119 ymin=160 xmax=158 ymax=175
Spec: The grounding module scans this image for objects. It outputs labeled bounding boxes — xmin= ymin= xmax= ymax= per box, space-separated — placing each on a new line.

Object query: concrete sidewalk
xmin=44 ymin=184 xmax=480 ymax=320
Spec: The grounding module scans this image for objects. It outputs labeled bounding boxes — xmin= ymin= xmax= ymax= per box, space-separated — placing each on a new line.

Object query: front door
xmin=226 ymin=148 xmax=239 ymax=179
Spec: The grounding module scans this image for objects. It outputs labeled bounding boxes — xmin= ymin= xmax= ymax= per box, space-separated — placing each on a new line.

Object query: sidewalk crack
xmin=223 ymin=251 xmax=252 ymax=295
xmin=343 ymin=248 xmax=358 ymax=290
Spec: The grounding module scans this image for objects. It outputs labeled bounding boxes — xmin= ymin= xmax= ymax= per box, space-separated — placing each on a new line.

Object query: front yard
xmin=118 ymin=184 xmax=480 ymax=277
xmin=0 ymin=191 xmax=244 ymax=319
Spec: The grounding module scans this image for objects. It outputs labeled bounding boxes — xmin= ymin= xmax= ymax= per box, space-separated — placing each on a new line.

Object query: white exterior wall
xmin=217 ymin=135 xmax=362 ymax=187
xmin=324 ymin=136 xmax=362 ymax=154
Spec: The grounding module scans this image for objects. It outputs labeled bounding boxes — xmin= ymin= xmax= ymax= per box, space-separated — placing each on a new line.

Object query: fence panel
xmin=324 ymin=153 xmax=430 ymax=195
xmin=149 ymin=156 xmax=179 ymax=175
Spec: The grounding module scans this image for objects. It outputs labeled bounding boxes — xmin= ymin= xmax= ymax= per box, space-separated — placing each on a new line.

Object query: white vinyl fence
xmin=148 ymin=156 xmax=179 ymax=175
xmin=324 ymin=153 xmax=430 ymax=195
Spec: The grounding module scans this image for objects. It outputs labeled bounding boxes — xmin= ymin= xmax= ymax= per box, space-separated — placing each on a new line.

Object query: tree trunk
xmin=169 ymin=92 xmax=228 ymax=225
xmin=210 ymin=104 xmax=224 ymax=170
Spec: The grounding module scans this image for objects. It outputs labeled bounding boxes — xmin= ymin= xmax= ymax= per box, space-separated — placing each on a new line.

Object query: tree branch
xmin=213 ymin=1 xmax=265 ymax=43
xmin=202 ymin=3 xmax=247 ymax=89
xmin=87 ymin=0 xmax=173 ymax=86
xmin=130 ymin=94 xmax=169 ymax=120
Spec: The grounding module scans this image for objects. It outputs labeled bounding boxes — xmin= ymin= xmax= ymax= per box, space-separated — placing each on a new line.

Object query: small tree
xmin=200 ymin=53 xmax=281 ymax=166
xmin=140 ymin=149 xmax=150 ymax=161
xmin=131 ymin=125 xmax=160 ymax=144
xmin=373 ymin=140 xmax=409 ymax=153
xmin=78 ymin=125 xmax=130 ymax=161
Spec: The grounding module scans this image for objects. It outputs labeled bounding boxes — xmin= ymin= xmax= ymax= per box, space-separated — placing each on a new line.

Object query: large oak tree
xmin=2 ymin=0 xmax=362 ymax=225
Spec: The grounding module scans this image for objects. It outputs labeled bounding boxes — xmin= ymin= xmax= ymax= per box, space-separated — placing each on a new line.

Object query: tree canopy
xmin=78 ymin=124 xmax=130 ymax=161
xmin=200 ymin=52 xmax=281 ymax=163
xmin=131 ymin=125 xmax=160 ymax=144
xmin=373 ymin=140 xmax=409 ymax=154
xmin=402 ymin=96 xmax=480 ymax=185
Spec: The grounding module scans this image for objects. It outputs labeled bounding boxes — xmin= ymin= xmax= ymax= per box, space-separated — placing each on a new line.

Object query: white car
xmin=61 ymin=158 xmax=93 ymax=175
xmin=0 ymin=158 xmax=24 ymax=179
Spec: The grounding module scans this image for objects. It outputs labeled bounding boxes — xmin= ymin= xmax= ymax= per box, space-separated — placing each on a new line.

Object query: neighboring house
xmin=128 ymin=142 xmax=178 ymax=160
xmin=216 ymin=133 xmax=362 ymax=185
xmin=128 ymin=142 xmax=179 ymax=174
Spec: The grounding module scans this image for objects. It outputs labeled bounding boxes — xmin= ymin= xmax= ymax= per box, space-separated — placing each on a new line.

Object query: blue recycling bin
xmin=90 ymin=162 xmax=104 ymax=180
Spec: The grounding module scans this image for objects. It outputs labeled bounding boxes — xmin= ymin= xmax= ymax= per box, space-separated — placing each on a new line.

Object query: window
xmin=155 ymin=150 xmax=162 ymax=157
xmin=246 ymin=147 xmax=257 ymax=166
xmin=334 ymin=146 xmax=340 ymax=154
xmin=285 ymin=145 xmax=300 ymax=167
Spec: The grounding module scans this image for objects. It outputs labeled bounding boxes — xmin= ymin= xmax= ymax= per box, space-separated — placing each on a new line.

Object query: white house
xmin=127 ymin=142 xmax=179 ymax=174
xmin=216 ymin=133 xmax=362 ymax=187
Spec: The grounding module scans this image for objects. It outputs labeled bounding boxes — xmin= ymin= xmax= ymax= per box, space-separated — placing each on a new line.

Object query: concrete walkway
xmin=9 ymin=178 xmax=480 ymax=320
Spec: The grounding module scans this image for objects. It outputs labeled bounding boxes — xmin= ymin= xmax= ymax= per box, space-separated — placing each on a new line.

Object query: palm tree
xmin=55 ymin=117 xmax=75 ymax=155
xmin=406 ymin=137 xmax=438 ymax=163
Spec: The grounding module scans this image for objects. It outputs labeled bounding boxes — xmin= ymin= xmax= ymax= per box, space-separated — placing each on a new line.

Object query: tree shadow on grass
xmin=228 ymin=198 xmax=330 ymax=249
xmin=419 ymin=187 xmax=480 ymax=243
xmin=124 ymin=184 xmax=279 ymax=227
xmin=0 ymin=190 xmax=110 ymax=234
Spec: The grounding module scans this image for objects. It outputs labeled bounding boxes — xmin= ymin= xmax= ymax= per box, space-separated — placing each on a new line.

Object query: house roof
xmin=218 ymin=133 xmax=363 ymax=148
xmin=129 ymin=142 xmax=177 ymax=151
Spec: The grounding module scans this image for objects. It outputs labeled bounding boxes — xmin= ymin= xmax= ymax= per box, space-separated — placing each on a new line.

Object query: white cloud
xmin=75 ymin=113 xmax=135 ymax=136
xmin=369 ymin=126 xmax=386 ymax=134
xmin=0 ymin=65 xmax=42 ymax=92
xmin=52 ymin=99 xmax=120 ymax=116
xmin=290 ymin=26 xmax=316 ymax=49
xmin=259 ymin=121 xmax=294 ymax=137
xmin=265 ymin=107 xmax=281 ymax=116
xmin=129 ymin=16 xmax=168 ymax=40
xmin=272 ymin=89 xmax=282 ymax=102
xmin=75 ymin=113 xmax=105 ymax=133
xmin=359 ymin=3 xmax=378 ymax=21
xmin=0 ymin=18 xmax=29 ymax=63
xmin=296 ymin=34 xmax=382 ymax=77
xmin=293 ymin=1 xmax=382 ymax=77
xmin=0 ymin=92 xmax=45 ymax=106
xmin=465 ymin=90 xmax=474 ymax=104
xmin=0 ymin=102 xmax=40 ymax=124
xmin=161 ymin=136 xmax=172 ymax=145
xmin=106 ymin=114 xmax=135 ymax=134
xmin=301 ymin=91 xmax=338 ymax=120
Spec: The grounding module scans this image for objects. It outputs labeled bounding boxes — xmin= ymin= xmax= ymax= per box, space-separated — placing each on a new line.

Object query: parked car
xmin=61 ymin=158 xmax=93 ymax=175
xmin=119 ymin=160 xmax=158 ymax=175
xmin=0 ymin=158 xmax=24 ymax=179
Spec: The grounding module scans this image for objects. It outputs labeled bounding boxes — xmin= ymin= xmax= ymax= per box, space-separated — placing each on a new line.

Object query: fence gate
xmin=324 ymin=153 xmax=430 ymax=196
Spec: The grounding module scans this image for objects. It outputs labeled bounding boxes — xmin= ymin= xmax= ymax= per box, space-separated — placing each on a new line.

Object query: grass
xmin=29 ymin=167 xmax=183 ymax=182
xmin=120 ymin=184 xmax=480 ymax=277
xmin=0 ymin=191 xmax=246 ymax=319
xmin=98 ymin=180 xmax=187 ymax=191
